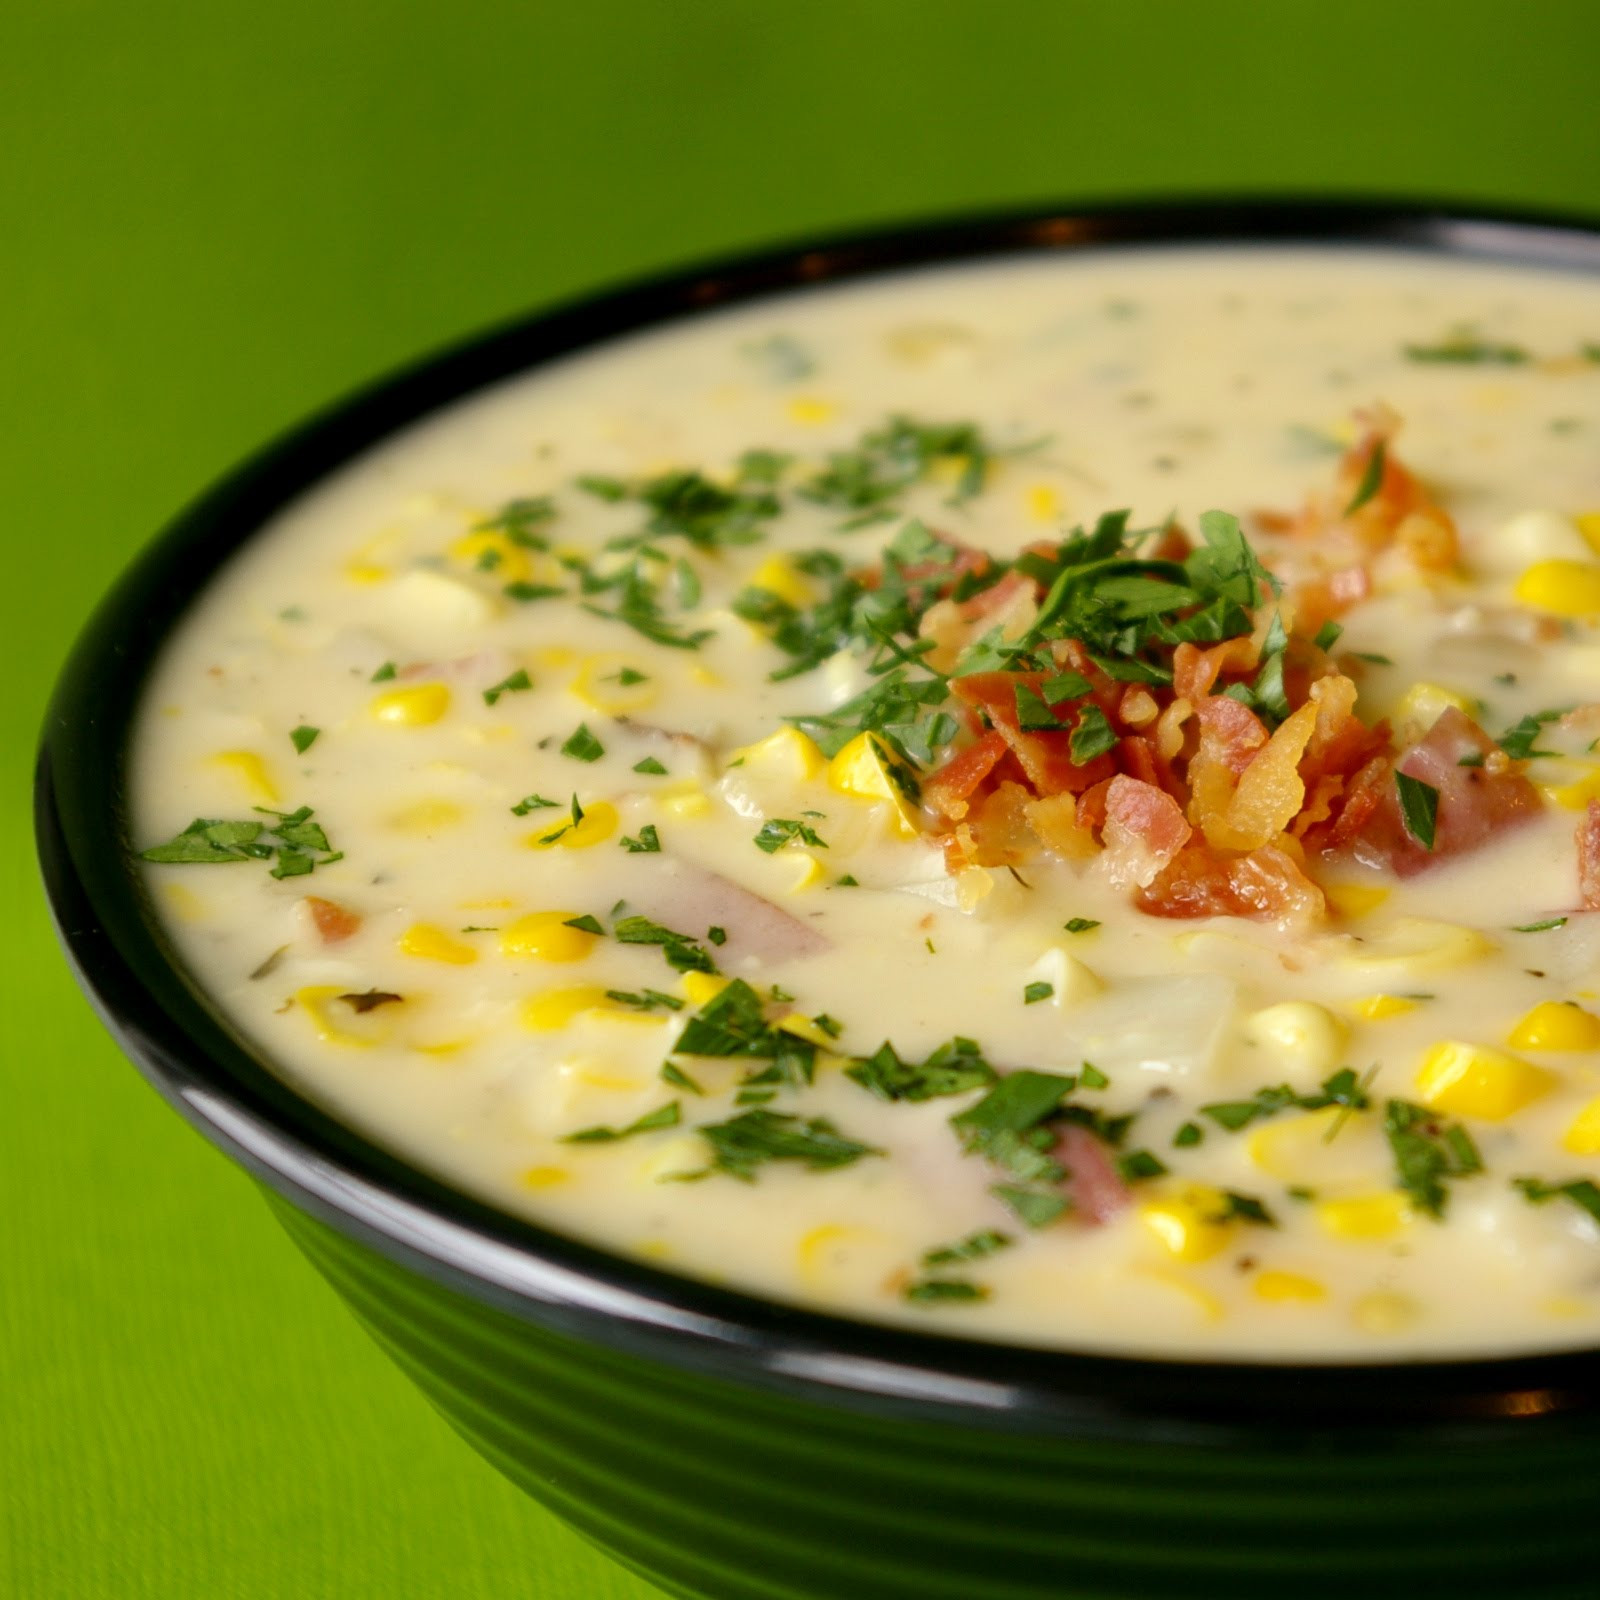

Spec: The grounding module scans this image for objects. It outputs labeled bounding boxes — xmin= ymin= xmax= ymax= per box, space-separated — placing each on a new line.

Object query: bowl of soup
xmin=36 ymin=199 xmax=1600 ymax=1597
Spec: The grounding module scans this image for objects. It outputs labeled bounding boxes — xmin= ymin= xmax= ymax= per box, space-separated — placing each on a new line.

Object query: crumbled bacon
xmin=1102 ymin=776 xmax=1192 ymax=890
xmin=1053 ymin=1124 xmax=1131 ymax=1224
xmin=305 ymin=896 xmax=361 ymax=943
xmin=1580 ymin=802 xmax=1600 ymax=911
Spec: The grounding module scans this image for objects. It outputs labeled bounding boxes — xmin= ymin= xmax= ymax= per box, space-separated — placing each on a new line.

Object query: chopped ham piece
xmin=1052 ymin=1124 xmax=1131 ymax=1224
xmin=1102 ymin=776 xmax=1192 ymax=890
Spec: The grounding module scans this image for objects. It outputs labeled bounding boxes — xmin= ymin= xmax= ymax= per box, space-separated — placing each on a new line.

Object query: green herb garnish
xmin=562 ymin=1101 xmax=681 ymax=1144
xmin=1395 ymin=770 xmax=1439 ymax=851
xmin=483 ymin=668 xmax=533 ymax=706
xmin=561 ymin=723 xmax=606 ymax=762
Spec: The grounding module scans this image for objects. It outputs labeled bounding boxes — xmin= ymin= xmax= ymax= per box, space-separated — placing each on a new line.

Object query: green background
xmin=8 ymin=3 xmax=1600 ymax=1595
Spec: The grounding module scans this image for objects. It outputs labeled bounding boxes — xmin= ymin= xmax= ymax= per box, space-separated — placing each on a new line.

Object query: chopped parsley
xmin=632 ymin=755 xmax=668 ymax=776
xmin=370 ymin=660 xmax=397 ymax=682
xmin=1512 ymin=1176 xmax=1600 ymax=1226
xmin=511 ymin=793 xmax=560 ymax=815
xmin=1115 ymin=1149 xmax=1168 ymax=1183
xmin=1404 ymin=335 xmax=1530 ymax=365
xmin=561 ymin=723 xmax=605 ymax=762
xmin=845 ymin=1036 xmax=998 ymax=1102
xmin=1200 ymin=1068 xmax=1370 ymax=1132
xmin=605 ymin=987 xmax=684 ymax=1012
xmin=614 ymin=914 xmax=716 ymax=974
xmin=1343 ymin=440 xmax=1386 ymax=516
xmin=1172 ymin=1121 xmax=1203 ymax=1148
xmin=620 ymin=824 xmax=662 ymax=853
xmin=1023 ymin=981 xmax=1054 ymax=1005
xmin=289 ymin=725 xmax=320 ymax=754
xmin=562 ymin=914 xmax=605 ymax=935
xmin=1496 ymin=709 xmax=1566 ymax=761
xmin=754 ymin=817 xmax=828 ymax=853
xmin=1394 ymin=770 xmax=1439 ymax=851
xmin=483 ymin=668 xmax=533 ymax=706
xmin=680 ymin=1109 xmax=881 ymax=1182
xmin=903 ymin=1278 xmax=988 ymax=1305
xmin=1063 ymin=917 xmax=1101 ymax=934
xmin=1512 ymin=917 xmax=1568 ymax=933
xmin=562 ymin=1101 xmax=681 ymax=1144
xmin=139 ymin=805 xmax=343 ymax=880
xmin=922 ymin=1229 xmax=1013 ymax=1267
xmin=1384 ymin=1099 xmax=1483 ymax=1218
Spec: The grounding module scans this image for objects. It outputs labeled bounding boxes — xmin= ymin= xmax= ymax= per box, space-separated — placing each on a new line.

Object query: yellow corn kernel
xmin=386 ymin=800 xmax=464 ymax=833
xmin=1390 ymin=681 xmax=1478 ymax=732
xmin=1515 ymin=558 xmax=1600 ymax=618
xmin=499 ymin=912 xmax=598 ymax=963
xmin=413 ymin=1038 xmax=470 ymax=1056
xmin=521 ymin=985 xmax=613 ymax=1030
xmin=1353 ymin=1291 xmax=1419 ymax=1334
xmin=745 ymin=554 xmax=816 ymax=611
xmin=689 ymin=665 xmax=722 ymax=688
xmin=570 ymin=654 xmax=659 ymax=715
xmin=527 ymin=800 xmax=618 ymax=850
xmin=344 ymin=561 xmax=390 ymax=585
xmin=450 ymin=529 xmax=534 ymax=585
xmin=728 ymin=727 xmax=826 ymax=782
xmin=535 ymin=645 xmax=576 ymax=669
xmin=1347 ymin=993 xmax=1418 ymax=1021
xmin=459 ymin=896 xmax=514 ymax=910
xmin=796 ymin=1224 xmax=879 ymax=1286
xmin=520 ymin=1165 xmax=569 ymax=1190
xmin=659 ymin=785 xmax=713 ymax=818
xmin=1253 ymin=1271 xmax=1328 ymax=1304
xmin=1576 ymin=511 xmax=1600 ymax=557
xmin=1324 ymin=881 xmax=1390 ymax=920
xmin=1138 ymin=1186 xmax=1235 ymax=1263
xmin=1241 ymin=1001 xmax=1347 ymax=1075
xmin=1248 ymin=1106 xmax=1370 ymax=1181
xmin=574 ymin=1066 xmax=641 ymax=1091
xmin=777 ymin=1013 xmax=836 ymax=1049
xmin=1415 ymin=1039 xmax=1556 ymax=1120
xmin=294 ymin=985 xmax=387 ymax=1048
xmin=1340 ymin=917 xmax=1494 ymax=974
xmin=1563 ymin=1096 xmax=1600 ymax=1154
xmin=1025 ymin=483 xmax=1061 ymax=523
xmin=1510 ymin=1000 xmax=1600 ymax=1052
xmin=785 ymin=853 xmax=827 ymax=893
xmin=211 ymin=750 xmax=279 ymax=803
xmin=1540 ymin=767 xmax=1600 ymax=811
xmin=160 ymin=882 xmax=207 ymax=923
xmin=398 ymin=923 xmax=479 ymax=965
xmin=1133 ymin=1267 xmax=1225 ymax=1324
xmin=786 ymin=396 xmax=837 ymax=426
xmin=1315 ymin=1192 xmax=1413 ymax=1240
xmin=371 ymin=683 xmax=451 ymax=726
xmin=681 ymin=971 xmax=731 ymax=1009
xmin=827 ymin=731 xmax=920 ymax=837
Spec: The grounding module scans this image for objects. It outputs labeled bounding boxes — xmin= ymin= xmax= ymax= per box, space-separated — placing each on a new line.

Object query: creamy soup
xmin=132 ymin=245 xmax=1600 ymax=1359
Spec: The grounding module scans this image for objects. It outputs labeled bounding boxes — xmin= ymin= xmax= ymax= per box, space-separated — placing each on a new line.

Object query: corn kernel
xmin=1577 ymin=511 xmax=1600 ymax=556
xmin=520 ymin=1165 xmax=569 ymax=1189
xmin=1562 ymin=1096 xmax=1600 ymax=1155
xmin=681 ymin=972 xmax=731 ymax=1009
xmin=1391 ymin=681 xmax=1479 ymax=732
xmin=527 ymin=800 xmax=618 ymax=850
xmin=1539 ymin=767 xmax=1600 ymax=811
xmin=295 ymin=985 xmax=387 ymax=1048
xmin=413 ymin=1038 xmax=469 ymax=1056
xmin=1253 ymin=1271 xmax=1328 ymax=1304
xmin=1340 ymin=917 xmax=1494 ymax=974
xmin=1515 ymin=558 xmax=1600 ymax=618
xmin=1347 ymin=993 xmax=1418 ymax=1021
xmin=535 ymin=645 xmax=576 ymax=669
xmin=1247 ymin=1107 xmax=1374 ymax=1184
xmin=1509 ymin=1000 xmax=1600 ymax=1052
xmin=371 ymin=683 xmax=451 ymax=726
xmin=574 ymin=1065 xmax=641 ymax=1091
xmin=160 ymin=882 xmax=207 ymax=923
xmin=1354 ymin=1291 xmax=1419 ymax=1334
xmin=499 ymin=912 xmax=598 ymax=963
xmin=1138 ymin=1185 xmax=1234 ymax=1263
xmin=1025 ymin=484 xmax=1061 ymax=523
xmin=1415 ymin=1039 xmax=1556 ymax=1120
xmin=386 ymin=800 xmax=464 ymax=833
xmin=398 ymin=923 xmax=479 ymax=965
xmin=1241 ymin=1001 xmax=1347 ymax=1075
xmin=828 ymin=731 xmax=920 ymax=837
xmin=450 ymin=529 xmax=534 ymax=585
xmin=521 ymin=985 xmax=613 ymax=1030
xmin=1133 ymin=1267 xmax=1225 ymax=1323
xmin=344 ymin=561 xmax=390 ymax=585
xmin=786 ymin=396 xmax=837 ymax=426
xmin=728 ymin=727 xmax=826 ymax=782
xmin=1325 ymin=881 xmax=1390 ymax=920
xmin=689 ymin=665 xmax=722 ymax=688
xmin=796 ymin=1224 xmax=880 ymax=1285
xmin=211 ymin=750 xmax=279 ymax=803
xmin=745 ymin=554 xmax=816 ymax=611
xmin=571 ymin=654 xmax=659 ymax=715
xmin=777 ymin=1013 xmax=836 ymax=1049
xmin=1315 ymin=1192 xmax=1413 ymax=1240
xmin=660 ymin=786 xmax=713 ymax=819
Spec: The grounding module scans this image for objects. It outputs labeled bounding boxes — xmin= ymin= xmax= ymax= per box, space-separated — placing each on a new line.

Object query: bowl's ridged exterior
xmin=272 ymin=1192 xmax=1600 ymax=1600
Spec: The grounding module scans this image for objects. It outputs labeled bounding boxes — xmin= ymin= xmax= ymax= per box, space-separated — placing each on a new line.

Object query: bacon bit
xmin=1137 ymin=841 xmax=1326 ymax=924
xmin=306 ymin=896 xmax=361 ymax=943
xmin=923 ymin=730 xmax=1010 ymax=823
xmin=1207 ymin=701 xmax=1319 ymax=853
xmin=1103 ymin=776 xmax=1192 ymax=889
xmin=1343 ymin=708 xmax=1541 ymax=876
xmin=1579 ymin=802 xmax=1600 ymax=910
xmin=1120 ymin=686 xmax=1160 ymax=727
xmin=1173 ymin=637 xmax=1257 ymax=702
xmin=1053 ymin=1124 xmax=1131 ymax=1224
xmin=1023 ymin=793 xmax=1098 ymax=860
xmin=951 ymin=672 xmax=1117 ymax=796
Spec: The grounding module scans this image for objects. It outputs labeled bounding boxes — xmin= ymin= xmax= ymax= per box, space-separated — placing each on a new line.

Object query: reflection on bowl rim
xmin=36 ymin=194 xmax=1600 ymax=1438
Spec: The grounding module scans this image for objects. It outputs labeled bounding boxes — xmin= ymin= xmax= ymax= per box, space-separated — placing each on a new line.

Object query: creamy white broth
xmin=132 ymin=245 xmax=1600 ymax=1359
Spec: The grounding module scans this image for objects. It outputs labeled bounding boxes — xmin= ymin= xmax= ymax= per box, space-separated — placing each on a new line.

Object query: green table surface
xmin=8 ymin=3 xmax=1600 ymax=1595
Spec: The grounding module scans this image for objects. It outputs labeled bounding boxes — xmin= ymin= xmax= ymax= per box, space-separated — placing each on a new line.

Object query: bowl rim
xmin=37 ymin=192 xmax=1600 ymax=1438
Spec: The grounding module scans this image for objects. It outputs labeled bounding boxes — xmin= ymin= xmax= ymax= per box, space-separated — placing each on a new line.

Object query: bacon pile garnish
xmin=913 ymin=425 xmax=1543 ymax=923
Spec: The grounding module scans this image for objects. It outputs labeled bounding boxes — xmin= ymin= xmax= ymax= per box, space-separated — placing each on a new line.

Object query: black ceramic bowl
xmin=37 ymin=198 xmax=1600 ymax=1600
